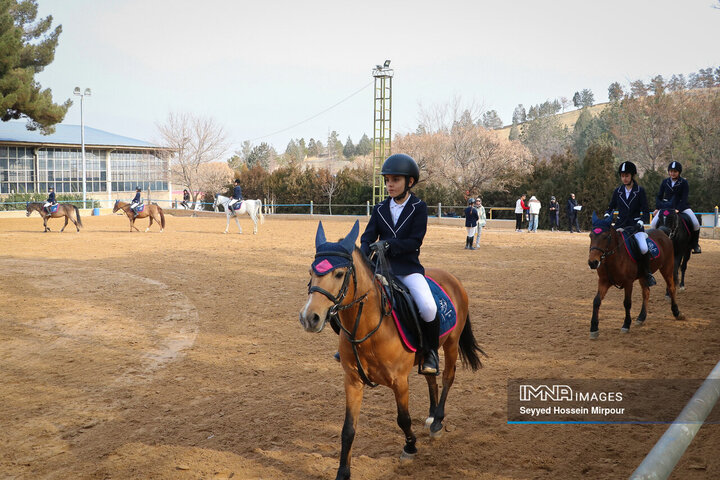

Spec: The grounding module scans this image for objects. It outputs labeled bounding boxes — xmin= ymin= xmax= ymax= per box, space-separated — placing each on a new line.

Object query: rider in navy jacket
xmin=43 ymin=187 xmax=56 ymax=213
xmin=130 ymin=187 xmax=142 ymax=215
xmin=463 ymin=199 xmax=479 ymax=250
xmin=360 ymin=192 xmax=427 ymax=276
xmin=359 ymin=153 xmax=439 ymax=376
xmin=605 ymin=161 xmax=655 ymax=286
xmin=651 ymin=161 xmax=701 ymax=253
xmin=228 ymin=179 xmax=243 ymax=211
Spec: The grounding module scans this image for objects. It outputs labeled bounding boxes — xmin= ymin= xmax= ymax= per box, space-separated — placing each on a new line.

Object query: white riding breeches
xmin=634 ymin=231 xmax=649 ymax=255
xmin=466 ymin=226 xmax=476 ymax=236
xmin=43 ymin=202 xmax=51 ymax=209
xmin=228 ymin=199 xmax=239 ymax=210
xmin=397 ymin=273 xmax=437 ymax=323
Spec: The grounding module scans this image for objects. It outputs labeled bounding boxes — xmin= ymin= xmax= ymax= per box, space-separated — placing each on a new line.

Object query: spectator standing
xmin=567 ymin=193 xmax=581 ymax=233
xmin=548 ymin=196 xmax=560 ymax=231
xmin=464 ymin=198 xmax=479 ymax=250
xmin=474 ymin=197 xmax=486 ymax=247
xmin=528 ymin=195 xmax=541 ymax=232
xmin=514 ymin=194 xmax=527 ymax=232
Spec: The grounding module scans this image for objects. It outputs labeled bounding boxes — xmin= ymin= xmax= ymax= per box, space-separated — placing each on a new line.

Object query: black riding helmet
xmin=381 ymin=154 xmax=420 ymax=185
xmin=618 ymin=161 xmax=637 ymax=176
xmin=234 ymin=179 xmax=241 ymax=184
xmin=136 ymin=186 xmax=142 ymax=191
xmin=668 ymin=161 xmax=682 ymax=174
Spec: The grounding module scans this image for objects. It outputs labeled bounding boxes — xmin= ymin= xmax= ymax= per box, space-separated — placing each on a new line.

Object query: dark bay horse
xmin=587 ymin=212 xmax=683 ymax=338
xmin=26 ymin=202 xmax=83 ymax=232
xmin=113 ymin=200 xmax=165 ymax=232
xmin=654 ymin=207 xmax=692 ymax=292
xmin=299 ymin=221 xmax=485 ymax=480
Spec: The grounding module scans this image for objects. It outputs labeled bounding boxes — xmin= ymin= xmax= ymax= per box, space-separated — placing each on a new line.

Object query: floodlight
xmin=384 ymin=60 xmax=391 ymax=68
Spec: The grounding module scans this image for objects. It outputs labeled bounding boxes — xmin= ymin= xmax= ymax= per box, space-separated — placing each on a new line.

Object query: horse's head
xmin=300 ymin=220 xmax=360 ymax=333
xmin=25 ymin=202 xmax=32 ymax=217
xmin=588 ymin=211 xmax=615 ymax=270
xmin=112 ymin=200 xmax=120 ymax=213
xmin=655 ymin=202 xmax=677 ymax=236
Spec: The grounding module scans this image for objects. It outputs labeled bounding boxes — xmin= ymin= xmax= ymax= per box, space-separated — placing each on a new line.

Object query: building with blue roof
xmin=0 ymin=121 xmax=172 ymax=202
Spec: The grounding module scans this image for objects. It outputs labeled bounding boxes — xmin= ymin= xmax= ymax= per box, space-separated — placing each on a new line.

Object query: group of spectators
xmin=514 ymin=194 xmax=582 ymax=233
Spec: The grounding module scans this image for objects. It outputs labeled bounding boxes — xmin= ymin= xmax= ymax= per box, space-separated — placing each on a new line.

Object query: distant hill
xmin=493 ymin=103 xmax=609 ymax=140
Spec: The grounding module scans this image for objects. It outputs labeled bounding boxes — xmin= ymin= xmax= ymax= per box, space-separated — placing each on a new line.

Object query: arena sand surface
xmin=1 ymin=213 xmax=719 ymax=480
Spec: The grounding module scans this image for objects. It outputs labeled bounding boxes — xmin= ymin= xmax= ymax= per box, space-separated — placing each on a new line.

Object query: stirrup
xmin=419 ymin=349 xmax=439 ymax=376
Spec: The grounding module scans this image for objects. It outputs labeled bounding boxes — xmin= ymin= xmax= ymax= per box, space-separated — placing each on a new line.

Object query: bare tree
xmin=319 ymin=168 xmax=340 ymax=215
xmin=197 ymin=162 xmax=234 ymax=207
xmin=157 ymin=112 xmax=228 ymax=207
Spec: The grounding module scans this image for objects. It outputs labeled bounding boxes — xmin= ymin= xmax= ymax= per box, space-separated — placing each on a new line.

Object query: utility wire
xmin=245 ymin=80 xmax=374 ymax=142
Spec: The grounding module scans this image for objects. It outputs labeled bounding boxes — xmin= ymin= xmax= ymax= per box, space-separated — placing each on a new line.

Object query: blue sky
xmin=31 ymin=0 xmax=720 ymax=155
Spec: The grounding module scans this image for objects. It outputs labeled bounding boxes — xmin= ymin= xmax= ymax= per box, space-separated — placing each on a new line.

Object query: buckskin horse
xmin=654 ymin=205 xmax=693 ymax=292
xmin=26 ymin=202 xmax=83 ymax=232
xmin=587 ymin=212 xmax=684 ymax=338
xmin=299 ymin=220 xmax=485 ymax=480
xmin=113 ymin=200 xmax=165 ymax=232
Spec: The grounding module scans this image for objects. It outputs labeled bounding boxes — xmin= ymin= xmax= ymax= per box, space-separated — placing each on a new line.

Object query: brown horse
xmin=26 ymin=202 xmax=83 ymax=232
xmin=113 ymin=200 xmax=165 ymax=232
xmin=299 ymin=221 xmax=485 ymax=480
xmin=587 ymin=212 xmax=683 ymax=339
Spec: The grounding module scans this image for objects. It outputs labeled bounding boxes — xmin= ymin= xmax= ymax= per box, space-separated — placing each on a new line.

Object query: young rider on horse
xmin=44 ymin=186 xmax=56 ymax=214
xmin=359 ymin=153 xmax=441 ymax=375
xmin=228 ymin=179 xmax=243 ymax=213
xmin=130 ymin=187 xmax=142 ymax=216
xmin=606 ymin=161 xmax=656 ymax=286
xmin=650 ymin=161 xmax=701 ymax=254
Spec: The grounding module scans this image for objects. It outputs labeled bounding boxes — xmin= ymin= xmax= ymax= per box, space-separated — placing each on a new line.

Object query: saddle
xmin=133 ymin=204 xmax=145 ymax=214
xmin=45 ymin=204 xmax=59 ymax=214
xmin=620 ymin=229 xmax=661 ymax=263
xmin=231 ymin=200 xmax=244 ymax=211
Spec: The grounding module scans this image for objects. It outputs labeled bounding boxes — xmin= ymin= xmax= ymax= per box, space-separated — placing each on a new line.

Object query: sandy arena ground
xmin=1 ymin=212 xmax=719 ymax=480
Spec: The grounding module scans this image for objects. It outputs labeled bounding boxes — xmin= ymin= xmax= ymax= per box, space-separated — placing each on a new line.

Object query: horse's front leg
xmin=679 ymin=252 xmax=689 ymax=291
xmin=620 ymin=282 xmax=633 ymax=332
xmin=131 ymin=217 xmax=140 ymax=232
xmin=223 ymin=214 xmax=230 ymax=234
xmin=424 ymin=375 xmax=439 ymax=429
xmin=337 ymin=377 xmax=363 ymax=480
xmin=590 ymin=281 xmax=610 ymax=339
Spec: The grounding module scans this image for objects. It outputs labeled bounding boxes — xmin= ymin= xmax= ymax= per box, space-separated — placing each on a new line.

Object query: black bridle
xmin=307 ymin=250 xmax=387 ymax=387
xmin=657 ymin=212 xmax=679 ymax=239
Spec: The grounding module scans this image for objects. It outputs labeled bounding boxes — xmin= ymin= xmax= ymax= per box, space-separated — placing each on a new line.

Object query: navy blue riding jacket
xmin=655 ymin=177 xmax=690 ymax=212
xmin=606 ymin=182 xmax=649 ymax=230
xmin=132 ymin=191 xmax=141 ymax=203
xmin=464 ymin=206 xmax=479 ymax=228
xmin=232 ymin=185 xmax=243 ymax=200
xmin=47 ymin=191 xmax=56 ymax=203
xmin=360 ymin=193 xmax=427 ymax=276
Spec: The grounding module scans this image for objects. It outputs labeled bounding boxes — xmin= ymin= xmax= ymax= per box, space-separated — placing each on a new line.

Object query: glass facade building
xmin=0 ymin=123 xmax=170 ymax=197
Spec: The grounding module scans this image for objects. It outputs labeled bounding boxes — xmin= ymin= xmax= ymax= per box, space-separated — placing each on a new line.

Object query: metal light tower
xmin=372 ymin=60 xmax=393 ymax=206
xmin=74 ymin=87 xmax=91 ymax=209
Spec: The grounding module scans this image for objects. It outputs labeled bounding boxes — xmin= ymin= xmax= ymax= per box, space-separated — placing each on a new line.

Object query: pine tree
xmin=572 ymin=92 xmax=582 ymax=108
xmin=355 ymin=133 xmax=372 ymax=156
xmin=0 ymin=0 xmax=71 ymax=132
xmin=343 ymin=136 xmax=355 ymax=159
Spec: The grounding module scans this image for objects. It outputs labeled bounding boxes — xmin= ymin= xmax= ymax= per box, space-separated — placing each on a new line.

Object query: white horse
xmin=213 ymin=194 xmax=264 ymax=234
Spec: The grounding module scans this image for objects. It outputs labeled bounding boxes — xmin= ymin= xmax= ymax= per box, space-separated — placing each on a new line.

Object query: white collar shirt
xmin=390 ymin=197 xmax=409 ymax=225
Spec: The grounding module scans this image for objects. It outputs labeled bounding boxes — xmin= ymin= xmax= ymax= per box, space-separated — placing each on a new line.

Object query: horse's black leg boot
xmin=419 ymin=315 xmax=440 ymax=375
xmin=691 ymin=228 xmax=702 ymax=254
xmin=640 ymin=252 xmax=657 ymax=286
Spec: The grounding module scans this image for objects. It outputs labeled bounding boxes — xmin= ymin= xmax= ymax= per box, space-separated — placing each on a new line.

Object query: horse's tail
xmin=74 ymin=206 xmax=83 ymax=228
xmin=257 ymin=200 xmax=264 ymax=224
xmin=458 ymin=314 xmax=487 ymax=371
xmin=158 ymin=205 xmax=165 ymax=228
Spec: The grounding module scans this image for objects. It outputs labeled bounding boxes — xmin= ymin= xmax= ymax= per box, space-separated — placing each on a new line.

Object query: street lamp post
xmin=74 ymin=87 xmax=91 ymax=209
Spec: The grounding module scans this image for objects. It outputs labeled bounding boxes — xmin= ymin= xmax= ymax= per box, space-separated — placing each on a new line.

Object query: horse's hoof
xmin=634 ymin=320 xmax=645 ymax=327
xmin=160 ymin=229 xmax=163 ymax=233
xmin=679 ymin=286 xmax=685 ymax=292
xmin=429 ymin=424 xmax=443 ymax=439
xmin=223 ymin=231 xmax=228 ymax=234
xmin=424 ymin=416 xmax=434 ymax=428
xmin=589 ymin=331 xmax=599 ymax=339
xmin=620 ymin=327 xmax=630 ymax=333
xmin=676 ymin=313 xmax=686 ymax=321
xmin=400 ymin=450 xmax=416 ymax=461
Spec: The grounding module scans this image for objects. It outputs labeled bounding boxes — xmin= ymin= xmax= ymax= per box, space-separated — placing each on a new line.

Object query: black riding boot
xmin=691 ymin=229 xmax=702 ymax=254
xmin=468 ymin=236 xmax=476 ymax=250
xmin=419 ymin=315 xmax=440 ymax=375
xmin=464 ymin=237 xmax=469 ymax=249
xmin=639 ymin=252 xmax=657 ymax=287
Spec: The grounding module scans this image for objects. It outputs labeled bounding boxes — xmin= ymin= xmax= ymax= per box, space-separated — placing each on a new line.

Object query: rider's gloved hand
xmin=370 ymin=240 xmax=389 ymax=253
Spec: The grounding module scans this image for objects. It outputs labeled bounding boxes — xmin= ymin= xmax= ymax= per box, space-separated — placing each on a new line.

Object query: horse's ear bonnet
xmin=591 ymin=211 xmax=613 ymax=233
xmin=312 ymin=220 xmax=360 ymax=275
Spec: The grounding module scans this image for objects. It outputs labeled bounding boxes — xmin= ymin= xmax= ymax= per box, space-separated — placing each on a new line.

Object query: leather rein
xmin=307 ymin=251 xmax=390 ymax=388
